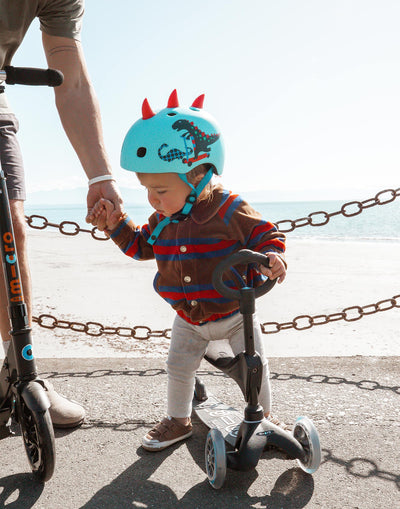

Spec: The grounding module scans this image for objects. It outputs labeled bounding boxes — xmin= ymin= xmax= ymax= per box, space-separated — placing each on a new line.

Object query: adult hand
xmin=86 ymin=180 xmax=124 ymax=226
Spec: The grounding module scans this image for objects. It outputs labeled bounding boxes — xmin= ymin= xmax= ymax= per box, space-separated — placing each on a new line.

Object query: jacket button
xmin=184 ymin=276 xmax=192 ymax=283
xmin=190 ymin=300 xmax=198 ymax=307
xmin=180 ymin=245 xmax=187 ymax=253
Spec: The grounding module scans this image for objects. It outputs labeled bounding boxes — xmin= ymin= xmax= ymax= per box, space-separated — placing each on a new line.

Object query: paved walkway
xmin=0 ymin=356 xmax=399 ymax=508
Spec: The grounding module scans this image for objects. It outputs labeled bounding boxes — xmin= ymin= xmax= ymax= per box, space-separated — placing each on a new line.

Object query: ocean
xmin=24 ymin=198 xmax=400 ymax=242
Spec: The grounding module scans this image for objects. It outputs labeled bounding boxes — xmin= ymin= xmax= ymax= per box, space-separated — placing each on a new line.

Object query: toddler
xmin=92 ymin=90 xmax=287 ymax=451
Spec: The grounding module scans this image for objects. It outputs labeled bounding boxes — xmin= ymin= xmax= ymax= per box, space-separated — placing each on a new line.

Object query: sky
xmin=4 ymin=0 xmax=400 ymax=203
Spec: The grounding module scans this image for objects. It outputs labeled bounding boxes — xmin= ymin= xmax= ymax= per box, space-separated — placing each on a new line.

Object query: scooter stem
xmin=239 ymin=288 xmax=256 ymax=356
xmin=0 ymin=171 xmax=37 ymax=381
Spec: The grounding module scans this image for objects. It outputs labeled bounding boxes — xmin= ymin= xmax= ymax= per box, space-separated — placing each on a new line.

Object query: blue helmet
xmin=120 ymin=90 xmax=224 ymax=176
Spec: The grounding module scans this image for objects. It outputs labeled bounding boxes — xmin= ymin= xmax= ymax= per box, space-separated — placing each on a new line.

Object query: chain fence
xmin=32 ymin=293 xmax=400 ymax=339
xmin=26 ymin=187 xmax=400 ymax=237
xmin=27 ymin=187 xmax=400 ymax=340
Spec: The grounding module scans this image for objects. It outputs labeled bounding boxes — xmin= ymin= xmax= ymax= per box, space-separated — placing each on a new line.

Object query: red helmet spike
xmin=191 ymin=94 xmax=205 ymax=109
xmin=167 ymin=89 xmax=179 ymax=108
xmin=142 ymin=98 xmax=155 ymax=120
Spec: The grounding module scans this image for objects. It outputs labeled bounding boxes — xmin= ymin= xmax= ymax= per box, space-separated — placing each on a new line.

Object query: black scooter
xmin=0 ymin=66 xmax=63 ymax=482
xmin=193 ymin=249 xmax=321 ymax=489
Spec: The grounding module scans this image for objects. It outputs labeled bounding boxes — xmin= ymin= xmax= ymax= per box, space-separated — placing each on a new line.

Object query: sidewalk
xmin=0 ymin=356 xmax=399 ymax=508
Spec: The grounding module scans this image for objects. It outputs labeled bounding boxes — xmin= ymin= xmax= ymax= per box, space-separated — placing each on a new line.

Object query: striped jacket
xmin=110 ymin=184 xmax=285 ymax=324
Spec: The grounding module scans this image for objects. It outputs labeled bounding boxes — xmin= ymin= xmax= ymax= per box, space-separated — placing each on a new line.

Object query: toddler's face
xmin=137 ymin=172 xmax=191 ymax=217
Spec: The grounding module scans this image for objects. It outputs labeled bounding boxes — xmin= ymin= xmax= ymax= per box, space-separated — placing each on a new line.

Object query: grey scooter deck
xmin=192 ymin=393 xmax=243 ymax=447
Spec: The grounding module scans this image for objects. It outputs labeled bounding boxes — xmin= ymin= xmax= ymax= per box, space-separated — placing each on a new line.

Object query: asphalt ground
xmin=0 ymin=356 xmax=399 ymax=509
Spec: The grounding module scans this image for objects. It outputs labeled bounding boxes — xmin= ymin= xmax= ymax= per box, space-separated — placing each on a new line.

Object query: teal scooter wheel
xmin=293 ymin=416 xmax=321 ymax=474
xmin=205 ymin=428 xmax=226 ymax=489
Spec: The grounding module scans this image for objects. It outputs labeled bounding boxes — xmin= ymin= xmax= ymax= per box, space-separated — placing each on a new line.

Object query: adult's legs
xmin=0 ymin=116 xmax=85 ymax=428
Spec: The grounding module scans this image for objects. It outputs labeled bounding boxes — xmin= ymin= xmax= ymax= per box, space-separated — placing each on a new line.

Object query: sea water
xmin=25 ymin=198 xmax=400 ymax=242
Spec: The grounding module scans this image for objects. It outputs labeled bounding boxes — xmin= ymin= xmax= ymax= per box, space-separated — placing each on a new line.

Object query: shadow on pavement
xmin=40 ymin=367 xmax=400 ymax=395
xmin=322 ymin=448 xmax=400 ymax=490
xmin=0 ymin=473 xmax=44 ymax=509
xmin=80 ymin=436 xmax=314 ymax=509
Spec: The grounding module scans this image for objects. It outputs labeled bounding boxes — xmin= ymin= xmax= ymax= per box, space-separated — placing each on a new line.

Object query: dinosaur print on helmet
xmin=120 ymin=90 xmax=225 ymax=176
xmin=158 ymin=118 xmax=221 ymax=167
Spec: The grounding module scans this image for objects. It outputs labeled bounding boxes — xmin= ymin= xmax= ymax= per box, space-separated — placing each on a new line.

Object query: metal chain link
xmin=32 ymin=294 xmax=400 ymax=339
xmin=32 ymin=314 xmax=172 ymax=340
xmin=25 ymin=215 xmax=108 ymax=240
xmin=25 ymin=187 xmax=400 ymax=237
xmin=261 ymin=295 xmax=400 ymax=334
xmin=275 ymin=187 xmax=400 ymax=232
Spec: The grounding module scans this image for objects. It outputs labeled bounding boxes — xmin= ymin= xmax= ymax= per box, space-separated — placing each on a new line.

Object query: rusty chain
xmin=28 ymin=187 xmax=400 ymax=339
xmin=275 ymin=187 xmax=400 ymax=232
xmin=32 ymin=294 xmax=400 ymax=339
xmin=25 ymin=187 xmax=400 ymax=236
xmin=260 ymin=295 xmax=400 ymax=334
xmin=25 ymin=215 xmax=108 ymax=240
xmin=32 ymin=315 xmax=172 ymax=340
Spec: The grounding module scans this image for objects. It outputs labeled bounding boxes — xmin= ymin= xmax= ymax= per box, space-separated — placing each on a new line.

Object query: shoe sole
xmin=142 ymin=430 xmax=193 ymax=452
xmin=52 ymin=418 xmax=85 ymax=430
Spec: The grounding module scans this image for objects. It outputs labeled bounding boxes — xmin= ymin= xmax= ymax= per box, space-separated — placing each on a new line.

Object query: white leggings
xmin=166 ymin=312 xmax=272 ymax=418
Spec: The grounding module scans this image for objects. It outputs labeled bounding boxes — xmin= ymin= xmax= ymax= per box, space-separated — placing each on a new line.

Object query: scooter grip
xmin=212 ymin=249 xmax=277 ymax=300
xmin=4 ymin=66 xmax=64 ymax=87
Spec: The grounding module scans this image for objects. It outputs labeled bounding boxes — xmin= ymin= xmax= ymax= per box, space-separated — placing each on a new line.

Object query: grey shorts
xmin=0 ymin=114 xmax=26 ymax=201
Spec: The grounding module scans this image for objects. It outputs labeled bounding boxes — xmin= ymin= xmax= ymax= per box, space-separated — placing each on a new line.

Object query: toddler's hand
xmin=90 ymin=198 xmax=124 ymax=232
xmin=260 ymin=252 xmax=286 ymax=283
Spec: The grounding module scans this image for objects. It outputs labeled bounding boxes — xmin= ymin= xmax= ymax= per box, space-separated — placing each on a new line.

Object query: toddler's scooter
xmin=193 ymin=249 xmax=321 ymax=489
xmin=0 ymin=65 xmax=63 ymax=481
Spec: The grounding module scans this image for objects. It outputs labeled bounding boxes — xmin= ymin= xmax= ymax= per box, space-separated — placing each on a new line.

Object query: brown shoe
xmin=142 ymin=417 xmax=193 ymax=451
xmin=42 ymin=380 xmax=85 ymax=429
xmin=266 ymin=414 xmax=292 ymax=432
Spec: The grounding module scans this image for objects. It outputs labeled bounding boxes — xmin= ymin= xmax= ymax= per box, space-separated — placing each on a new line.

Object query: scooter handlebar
xmin=212 ymin=249 xmax=277 ymax=300
xmin=1 ymin=66 xmax=63 ymax=87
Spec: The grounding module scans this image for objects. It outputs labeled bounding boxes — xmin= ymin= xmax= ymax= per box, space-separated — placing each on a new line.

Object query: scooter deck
xmin=192 ymin=393 xmax=243 ymax=447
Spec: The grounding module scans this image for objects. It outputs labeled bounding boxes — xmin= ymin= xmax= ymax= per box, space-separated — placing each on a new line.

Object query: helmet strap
xmin=147 ymin=168 xmax=213 ymax=245
xmin=179 ymin=168 xmax=213 ymax=215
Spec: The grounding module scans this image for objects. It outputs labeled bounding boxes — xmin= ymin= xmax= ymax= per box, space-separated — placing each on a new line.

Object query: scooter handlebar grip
xmin=212 ymin=249 xmax=277 ymax=300
xmin=4 ymin=66 xmax=64 ymax=87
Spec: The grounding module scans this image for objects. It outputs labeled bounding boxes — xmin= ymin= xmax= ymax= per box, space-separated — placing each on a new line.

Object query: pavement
xmin=0 ymin=356 xmax=399 ymax=509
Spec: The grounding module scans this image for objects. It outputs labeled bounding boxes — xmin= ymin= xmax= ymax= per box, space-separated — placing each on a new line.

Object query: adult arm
xmin=42 ymin=32 xmax=123 ymax=223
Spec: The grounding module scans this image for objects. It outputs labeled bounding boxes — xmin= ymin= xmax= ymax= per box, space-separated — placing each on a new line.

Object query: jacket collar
xmin=190 ymin=183 xmax=224 ymax=225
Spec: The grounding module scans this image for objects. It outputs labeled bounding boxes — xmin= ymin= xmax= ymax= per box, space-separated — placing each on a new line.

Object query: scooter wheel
xmin=293 ymin=416 xmax=321 ymax=474
xmin=18 ymin=399 xmax=55 ymax=482
xmin=205 ymin=428 xmax=226 ymax=489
